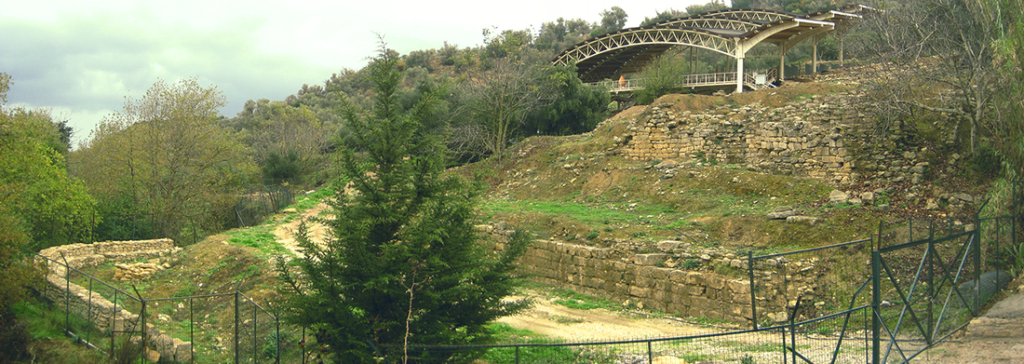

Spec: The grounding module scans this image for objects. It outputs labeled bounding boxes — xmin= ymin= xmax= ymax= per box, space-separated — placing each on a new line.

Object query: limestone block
xmin=767 ymin=206 xmax=796 ymax=219
xmin=633 ymin=254 xmax=669 ymax=266
xmin=655 ymin=240 xmax=685 ymax=252
xmin=786 ymin=216 xmax=819 ymax=225
xmin=145 ymin=349 xmax=161 ymax=363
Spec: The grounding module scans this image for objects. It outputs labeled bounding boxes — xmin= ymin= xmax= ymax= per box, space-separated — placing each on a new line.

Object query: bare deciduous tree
xmin=459 ymin=60 xmax=555 ymax=160
xmin=863 ymin=0 xmax=1004 ymax=154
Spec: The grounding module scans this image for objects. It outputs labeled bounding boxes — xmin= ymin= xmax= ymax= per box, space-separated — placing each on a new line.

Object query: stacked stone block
xmin=614 ymin=93 xmax=930 ymax=187
xmin=37 ymin=239 xmax=191 ymax=362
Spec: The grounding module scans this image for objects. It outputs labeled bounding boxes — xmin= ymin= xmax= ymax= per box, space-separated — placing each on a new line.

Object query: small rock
xmin=925 ymin=199 xmax=939 ymax=210
xmin=786 ymin=216 xmax=819 ymax=225
xmin=828 ymin=190 xmax=849 ymax=204
xmin=145 ymin=349 xmax=161 ymax=363
xmin=767 ymin=206 xmax=796 ymax=219
xmin=655 ymin=240 xmax=685 ymax=252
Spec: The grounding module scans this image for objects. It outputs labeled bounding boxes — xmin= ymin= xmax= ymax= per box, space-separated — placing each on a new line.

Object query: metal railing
xmin=590 ymin=69 xmax=779 ymax=93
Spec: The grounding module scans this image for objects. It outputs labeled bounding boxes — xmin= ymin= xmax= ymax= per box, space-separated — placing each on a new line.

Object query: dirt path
xmin=272 ymin=203 xmax=331 ymax=258
xmin=909 ymin=292 xmax=1024 ymax=364
xmin=496 ymin=291 xmax=708 ymax=341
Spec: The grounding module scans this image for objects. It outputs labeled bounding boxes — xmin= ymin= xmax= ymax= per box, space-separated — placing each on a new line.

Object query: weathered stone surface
xmin=145 ymin=349 xmax=161 ymax=363
xmin=786 ymin=216 xmax=819 ymax=225
xmin=767 ymin=206 xmax=796 ymax=219
xmin=655 ymin=240 xmax=685 ymax=252
xmin=633 ymin=254 xmax=669 ymax=266
xmin=828 ymin=190 xmax=849 ymax=204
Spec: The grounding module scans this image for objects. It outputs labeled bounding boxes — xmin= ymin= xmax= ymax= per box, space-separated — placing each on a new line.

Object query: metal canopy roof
xmin=553 ymin=5 xmax=867 ymax=83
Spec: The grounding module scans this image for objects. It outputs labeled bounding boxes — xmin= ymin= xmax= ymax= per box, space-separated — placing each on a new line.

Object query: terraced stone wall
xmin=614 ymin=92 xmax=931 ymax=188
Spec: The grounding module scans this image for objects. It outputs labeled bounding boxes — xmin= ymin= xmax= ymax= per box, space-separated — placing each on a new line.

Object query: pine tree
xmin=279 ymin=43 xmax=531 ymax=363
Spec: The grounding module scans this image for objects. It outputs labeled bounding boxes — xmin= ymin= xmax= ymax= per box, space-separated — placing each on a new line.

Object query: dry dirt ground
xmin=271 ymin=203 xmax=1024 ymax=363
xmin=272 ymin=203 xmax=331 ymax=258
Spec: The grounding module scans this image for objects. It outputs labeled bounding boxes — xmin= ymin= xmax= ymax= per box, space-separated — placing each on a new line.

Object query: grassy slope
xmin=34 ymin=71 xmax=1001 ymax=359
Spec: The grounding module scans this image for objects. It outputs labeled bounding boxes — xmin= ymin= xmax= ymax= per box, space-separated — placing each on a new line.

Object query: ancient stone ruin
xmin=37 ymin=239 xmax=192 ymax=363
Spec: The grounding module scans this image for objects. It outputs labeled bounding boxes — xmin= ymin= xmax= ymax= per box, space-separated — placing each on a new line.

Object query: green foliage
xmin=640 ymin=9 xmax=688 ymax=27
xmin=591 ymin=6 xmax=628 ymax=37
xmin=72 ymin=77 xmax=256 ymax=244
xmin=526 ymin=63 xmax=611 ymax=136
xmin=0 ymin=81 xmax=96 ymax=249
xmin=278 ymin=43 xmax=532 ymax=363
xmin=634 ymin=49 xmax=690 ymax=105
xmin=1008 ymin=243 xmax=1024 ymax=277
xmin=262 ymin=149 xmax=301 ymax=182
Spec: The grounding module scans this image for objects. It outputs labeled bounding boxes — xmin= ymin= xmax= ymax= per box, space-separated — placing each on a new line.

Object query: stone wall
xmin=37 ymin=239 xmax=191 ymax=362
xmin=614 ymin=92 xmax=931 ymax=187
xmin=519 ymin=239 xmax=756 ymax=322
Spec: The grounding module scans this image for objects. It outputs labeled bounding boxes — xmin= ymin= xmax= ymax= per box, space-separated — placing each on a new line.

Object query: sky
xmin=1 ymin=0 xmax=714 ymax=146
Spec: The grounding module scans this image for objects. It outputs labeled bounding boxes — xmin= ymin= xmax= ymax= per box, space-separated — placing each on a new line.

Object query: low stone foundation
xmin=37 ymin=239 xmax=192 ymax=362
xmin=519 ymin=239 xmax=755 ymax=322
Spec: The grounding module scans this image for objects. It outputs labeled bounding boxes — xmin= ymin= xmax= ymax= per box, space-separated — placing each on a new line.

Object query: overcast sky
xmin=1 ymin=0 xmax=713 ymax=146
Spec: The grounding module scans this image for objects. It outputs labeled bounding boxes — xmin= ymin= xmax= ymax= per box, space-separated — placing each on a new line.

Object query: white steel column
xmin=812 ymin=37 xmax=819 ymax=73
xmin=779 ymin=48 xmax=786 ymax=80
xmin=736 ymin=45 xmax=745 ymax=93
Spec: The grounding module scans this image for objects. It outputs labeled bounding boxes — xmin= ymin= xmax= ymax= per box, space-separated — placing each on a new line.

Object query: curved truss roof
xmin=553 ymin=6 xmax=866 ymax=83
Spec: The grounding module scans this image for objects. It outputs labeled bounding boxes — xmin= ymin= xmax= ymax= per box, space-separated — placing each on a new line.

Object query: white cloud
xmin=2 ymin=0 xmax=708 ymax=146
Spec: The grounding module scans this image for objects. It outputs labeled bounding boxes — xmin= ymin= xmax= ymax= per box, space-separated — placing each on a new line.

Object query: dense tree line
xmin=0 ymin=73 xmax=93 ymax=361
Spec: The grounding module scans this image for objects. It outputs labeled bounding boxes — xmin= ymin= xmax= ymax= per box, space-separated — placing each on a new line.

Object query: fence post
xmin=61 ymin=253 xmax=70 ymax=335
xmin=647 ymin=341 xmax=653 ymax=364
xmin=112 ymin=290 xmax=117 ymax=360
xmin=190 ymin=297 xmax=195 ymax=364
xmin=253 ymin=302 xmax=257 ymax=364
xmin=515 ymin=346 xmax=520 ymax=364
xmin=974 ymin=210 xmax=982 ymax=315
xmin=871 ymin=250 xmax=881 ymax=364
xmin=141 ymin=298 xmax=148 ymax=364
xmin=749 ymin=251 xmax=757 ymax=330
xmin=87 ymin=278 xmax=93 ymax=345
xmin=276 ymin=312 xmax=281 ymax=364
xmin=235 ymin=292 xmax=240 ymax=364
xmin=927 ymin=236 xmax=934 ymax=343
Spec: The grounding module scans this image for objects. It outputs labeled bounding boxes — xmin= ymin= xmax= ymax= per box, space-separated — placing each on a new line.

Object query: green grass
xmin=550 ymin=288 xmax=618 ymax=311
xmin=480 ymin=324 xmax=618 ymax=364
xmin=288 ymin=184 xmax=339 ymax=212
xmin=226 ymin=224 xmax=291 ymax=258
xmin=481 ymin=200 xmax=675 ymax=227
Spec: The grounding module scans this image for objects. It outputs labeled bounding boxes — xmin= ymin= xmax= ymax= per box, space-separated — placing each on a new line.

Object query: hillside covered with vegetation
xmin=3 ymin=0 xmax=1024 ymax=362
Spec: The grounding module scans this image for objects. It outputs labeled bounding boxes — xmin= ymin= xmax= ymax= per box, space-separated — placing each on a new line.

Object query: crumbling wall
xmin=37 ymin=239 xmax=191 ymax=362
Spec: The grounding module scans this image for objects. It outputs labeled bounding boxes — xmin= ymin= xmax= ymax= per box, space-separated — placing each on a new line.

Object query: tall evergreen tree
xmin=278 ymin=43 xmax=531 ymax=363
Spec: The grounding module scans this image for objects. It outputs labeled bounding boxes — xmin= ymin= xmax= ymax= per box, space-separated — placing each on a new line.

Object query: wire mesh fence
xmin=379 ymin=320 xmax=875 ymax=364
xmin=749 ymin=238 xmax=874 ymax=330
xmin=35 ymin=254 xmax=288 ymax=364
